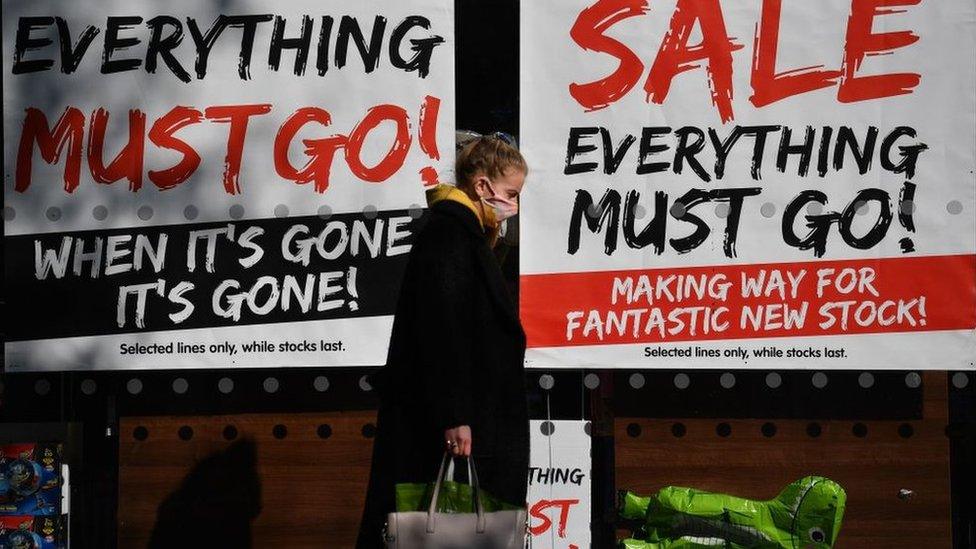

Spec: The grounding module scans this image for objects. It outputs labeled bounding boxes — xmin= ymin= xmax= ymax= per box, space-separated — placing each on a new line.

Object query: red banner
xmin=521 ymin=254 xmax=976 ymax=348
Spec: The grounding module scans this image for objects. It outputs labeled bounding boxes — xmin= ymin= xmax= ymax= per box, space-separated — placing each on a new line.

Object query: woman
xmin=356 ymin=135 xmax=529 ymax=548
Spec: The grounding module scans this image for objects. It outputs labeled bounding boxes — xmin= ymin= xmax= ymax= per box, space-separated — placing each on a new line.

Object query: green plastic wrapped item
xmin=617 ymin=476 xmax=846 ymax=549
xmin=395 ymin=457 xmax=521 ymax=514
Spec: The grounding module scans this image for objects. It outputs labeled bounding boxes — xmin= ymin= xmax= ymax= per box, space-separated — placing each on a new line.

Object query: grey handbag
xmin=383 ymin=452 xmax=528 ymax=548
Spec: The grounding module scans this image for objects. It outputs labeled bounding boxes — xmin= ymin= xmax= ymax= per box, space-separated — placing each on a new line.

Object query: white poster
xmin=528 ymin=420 xmax=592 ymax=549
xmin=520 ymin=0 xmax=976 ymax=369
xmin=3 ymin=0 xmax=455 ymax=370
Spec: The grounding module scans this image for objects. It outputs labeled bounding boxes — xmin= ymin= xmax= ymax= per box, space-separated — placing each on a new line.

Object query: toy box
xmin=0 ymin=445 xmax=62 ymax=517
xmin=0 ymin=515 xmax=64 ymax=549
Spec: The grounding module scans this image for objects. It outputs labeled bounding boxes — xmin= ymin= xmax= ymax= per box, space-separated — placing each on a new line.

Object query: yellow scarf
xmin=426 ymin=184 xmax=500 ymax=246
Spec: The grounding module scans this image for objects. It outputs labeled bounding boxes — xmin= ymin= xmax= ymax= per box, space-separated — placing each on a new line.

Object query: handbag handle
xmin=426 ymin=451 xmax=486 ymax=534
xmin=444 ymin=454 xmax=477 ymax=489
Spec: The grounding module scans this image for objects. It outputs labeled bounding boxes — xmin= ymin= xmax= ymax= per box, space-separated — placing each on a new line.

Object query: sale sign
xmin=520 ymin=0 xmax=976 ymax=369
xmin=3 ymin=0 xmax=455 ymax=370
xmin=528 ymin=420 xmax=591 ymax=549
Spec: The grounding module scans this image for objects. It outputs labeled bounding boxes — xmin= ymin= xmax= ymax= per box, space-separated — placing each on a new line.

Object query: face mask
xmin=481 ymin=179 xmax=519 ymax=222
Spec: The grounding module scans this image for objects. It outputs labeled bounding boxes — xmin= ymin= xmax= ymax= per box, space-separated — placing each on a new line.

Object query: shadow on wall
xmin=148 ymin=438 xmax=262 ymax=549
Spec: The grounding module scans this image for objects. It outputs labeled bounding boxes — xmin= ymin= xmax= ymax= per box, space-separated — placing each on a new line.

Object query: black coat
xmin=356 ymin=200 xmax=530 ymax=548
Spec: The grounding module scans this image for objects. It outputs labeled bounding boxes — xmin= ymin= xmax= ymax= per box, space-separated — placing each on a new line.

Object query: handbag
xmin=394 ymin=457 xmax=523 ymax=515
xmin=383 ymin=452 xmax=528 ymax=548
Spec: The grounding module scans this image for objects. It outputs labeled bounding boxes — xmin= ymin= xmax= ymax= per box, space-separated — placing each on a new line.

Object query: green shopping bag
xmin=395 ymin=456 xmax=521 ymax=514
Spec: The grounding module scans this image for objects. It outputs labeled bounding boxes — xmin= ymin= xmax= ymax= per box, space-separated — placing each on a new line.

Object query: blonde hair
xmin=455 ymin=135 xmax=528 ymax=189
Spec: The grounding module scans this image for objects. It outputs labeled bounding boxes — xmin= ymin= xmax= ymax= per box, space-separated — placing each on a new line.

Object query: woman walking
xmin=356 ymin=135 xmax=530 ymax=548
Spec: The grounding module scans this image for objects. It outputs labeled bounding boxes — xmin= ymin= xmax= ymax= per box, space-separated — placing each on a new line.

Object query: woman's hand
xmin=444 ymin=425 xmax=472 ymax=456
